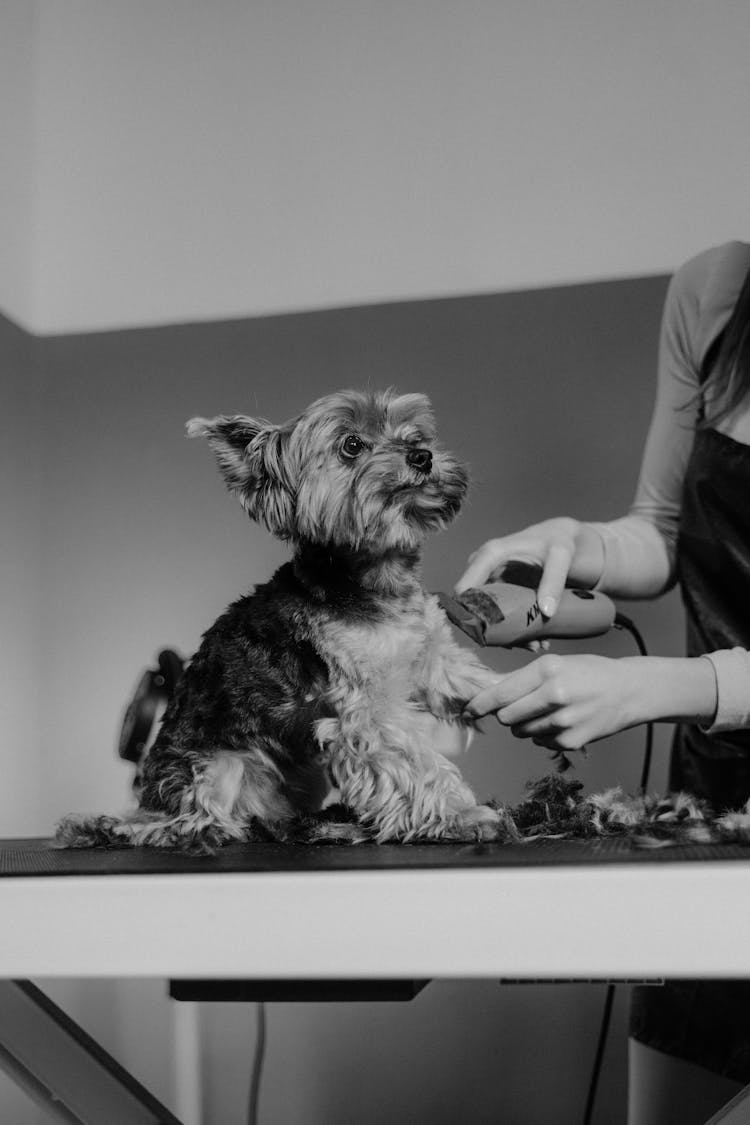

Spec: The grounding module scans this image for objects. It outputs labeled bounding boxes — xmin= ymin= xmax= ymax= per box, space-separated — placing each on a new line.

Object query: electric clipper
xmin=438 ymin=582 xmax=616 ymax=648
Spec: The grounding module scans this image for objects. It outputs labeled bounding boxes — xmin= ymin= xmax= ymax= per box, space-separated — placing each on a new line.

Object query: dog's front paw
xmin=410 ymin=711 xmax=471 ymax=758
xmin=450 ymin=803 xmax=516 ymax=843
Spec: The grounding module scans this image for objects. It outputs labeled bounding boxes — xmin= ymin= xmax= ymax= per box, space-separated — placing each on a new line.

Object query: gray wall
xmin=3 ymin=273 xmax=681 ymax=1123
xmin=0 ymin=315 xmax=43 ymax=835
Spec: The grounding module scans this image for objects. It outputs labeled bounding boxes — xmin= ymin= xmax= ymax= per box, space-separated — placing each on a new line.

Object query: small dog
xmin=58 ymin=388 xmax=504 ymax=851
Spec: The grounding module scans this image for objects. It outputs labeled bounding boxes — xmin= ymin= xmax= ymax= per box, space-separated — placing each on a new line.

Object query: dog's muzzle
xmin=405 ymin=448 xmax=432 ymax=475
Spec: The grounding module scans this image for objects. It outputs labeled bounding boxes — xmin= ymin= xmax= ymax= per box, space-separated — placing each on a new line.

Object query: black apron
xmin=630 ymin=425 xmax=750 ymax=1080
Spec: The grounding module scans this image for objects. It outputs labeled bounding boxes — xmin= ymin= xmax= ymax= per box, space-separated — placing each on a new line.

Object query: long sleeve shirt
xmin=589 ymin=241 xmax=750 ymax=732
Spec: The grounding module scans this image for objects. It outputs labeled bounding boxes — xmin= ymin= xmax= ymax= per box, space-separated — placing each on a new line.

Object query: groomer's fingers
xmin=509 ymin=708 xmax=574 ymax=738
xmin=496 ymin=687 xmax=566 ymax=729
xmin=455 ymin=539 xmax=512 ymax=593
xmin=463 ymin=660 xmax=545 ymax=719
xmin=536 ymin=542 xmax=574 ymax=619
xmin=531 ymin=735 xmax=587 ymax=754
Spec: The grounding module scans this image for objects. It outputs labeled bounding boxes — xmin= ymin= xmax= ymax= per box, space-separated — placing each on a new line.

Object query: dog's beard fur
xmin=58 ymin=388 xmax=504 ymax=851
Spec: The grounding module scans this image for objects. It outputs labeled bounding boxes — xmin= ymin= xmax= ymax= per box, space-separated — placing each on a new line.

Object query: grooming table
xmin=4 ymin=835 xmax=750 ymax=979
xmin=2 ymin=837 xmax=750 ymax=1124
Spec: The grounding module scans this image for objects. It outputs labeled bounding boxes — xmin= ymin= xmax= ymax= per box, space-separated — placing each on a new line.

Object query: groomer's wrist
xmin=626 ymin=656 xmax=718 ymax=728
xmin=568 ymin=522 xmax=606 ymax=589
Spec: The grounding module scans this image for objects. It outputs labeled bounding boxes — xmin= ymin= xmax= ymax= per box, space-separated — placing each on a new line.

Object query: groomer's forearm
xmin=625 ymin=656 xmax=718 ymax=728
xmin=586 ymin=517 xmax=674 ymax=598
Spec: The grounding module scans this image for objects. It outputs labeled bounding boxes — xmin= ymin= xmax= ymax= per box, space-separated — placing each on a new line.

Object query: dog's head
xmin=187 ymin=389 xmax=469 ymax=552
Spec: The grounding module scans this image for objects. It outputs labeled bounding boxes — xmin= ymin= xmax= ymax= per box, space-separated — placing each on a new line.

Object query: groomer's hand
xmin=455 ymin=517 xmax=604 ymax=619
xmin=463 ymin=653 xmax=644 ymax=752
xmin=465 ymin=653 xmax=720 ymax=750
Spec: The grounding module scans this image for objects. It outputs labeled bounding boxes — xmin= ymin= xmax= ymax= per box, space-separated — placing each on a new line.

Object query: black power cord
xmin=582 ymin=983 xmax=616 ymax=1125
xmin=581 ymin=611 xmax=654 ymax=1125
xmin=247 ymin=1002 xmax=267 ymax=1125
xmin=614 ymin=611 xmax=654 ymax=795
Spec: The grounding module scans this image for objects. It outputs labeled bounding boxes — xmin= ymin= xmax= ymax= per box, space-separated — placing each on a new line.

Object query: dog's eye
xmin=340 ymin=435 xmax=365 ymax=460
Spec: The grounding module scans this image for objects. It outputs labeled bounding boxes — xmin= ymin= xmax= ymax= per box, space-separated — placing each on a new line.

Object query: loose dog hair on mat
xmin=57 ymin=388 xmax=510 ymax=852
xmin=490 ymin=774 xmax=750 ymax=849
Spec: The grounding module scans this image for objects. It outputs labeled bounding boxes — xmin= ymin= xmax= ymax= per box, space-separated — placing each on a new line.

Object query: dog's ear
xmin=187 ymin=415 xmax=295 ymax=537
xmin=186 ymin=415 xmax=264 ymax=491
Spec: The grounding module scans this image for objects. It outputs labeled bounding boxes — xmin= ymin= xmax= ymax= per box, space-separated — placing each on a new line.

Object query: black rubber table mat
xmin=2 ymin=837 xmax=750 ymax=877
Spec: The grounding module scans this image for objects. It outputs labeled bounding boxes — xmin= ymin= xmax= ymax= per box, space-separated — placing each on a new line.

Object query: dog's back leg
xmin=56 ymin=748 xmax=295 ymax=852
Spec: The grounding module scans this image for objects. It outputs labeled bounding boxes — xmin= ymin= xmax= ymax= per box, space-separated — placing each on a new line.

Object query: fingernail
xmin=539 ymin=596 xmax=557 ymax=618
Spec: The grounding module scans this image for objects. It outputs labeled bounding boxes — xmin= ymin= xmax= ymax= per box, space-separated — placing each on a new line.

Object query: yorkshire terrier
xmin=57 ymin=388 xmax=505 ymax=851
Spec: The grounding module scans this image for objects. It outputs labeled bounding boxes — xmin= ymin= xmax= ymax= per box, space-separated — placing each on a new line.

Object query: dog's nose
xmin=405 ymin=447 xmax=433 ymax=475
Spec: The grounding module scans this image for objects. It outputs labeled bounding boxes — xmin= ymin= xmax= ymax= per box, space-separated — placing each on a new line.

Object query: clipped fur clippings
xmin=487 ymin=774 xmax=750 ymax=850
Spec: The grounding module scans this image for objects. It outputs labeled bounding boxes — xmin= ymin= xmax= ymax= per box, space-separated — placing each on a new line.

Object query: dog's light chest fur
xmin=320 ymin=591 xmax=440 ymax=694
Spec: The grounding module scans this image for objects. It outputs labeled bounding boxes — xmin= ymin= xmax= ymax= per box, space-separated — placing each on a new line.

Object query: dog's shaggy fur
xmin=58 ymin=388 xmax=507 ymax=851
